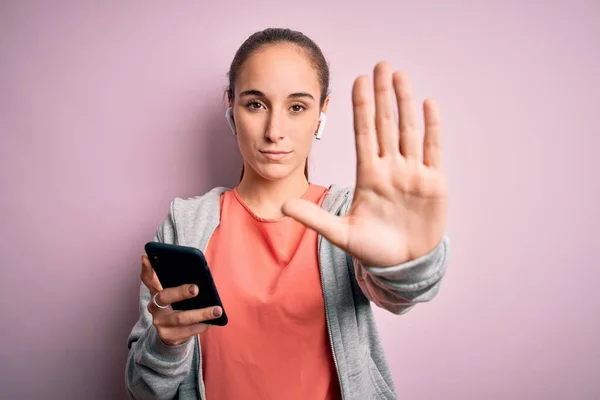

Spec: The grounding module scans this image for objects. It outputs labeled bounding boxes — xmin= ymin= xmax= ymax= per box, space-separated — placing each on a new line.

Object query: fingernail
xmin=212 ymin=307 xmax=222 ymax=317
xmin=189 ymin=285 xmax=198 ymax=295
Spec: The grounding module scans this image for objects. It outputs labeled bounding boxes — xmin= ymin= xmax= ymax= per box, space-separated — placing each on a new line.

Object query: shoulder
xmin=169 ymin=186 xmax=230 ymax=213
xmin=166 ymin=186 xmax=232 ymax=225
xmin=156 ymin=186 xmax=231 ymax=245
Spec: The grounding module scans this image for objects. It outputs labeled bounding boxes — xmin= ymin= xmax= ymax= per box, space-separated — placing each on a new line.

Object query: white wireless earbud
xmin=315 ymin=112 xmax=326 ymax=140
xmin=225 ymin=107 xmax=236 ymax=136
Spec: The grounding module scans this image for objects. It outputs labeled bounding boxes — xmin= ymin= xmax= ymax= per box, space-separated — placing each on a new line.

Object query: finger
xmin=154 ymin=283 xmax=199 ymax=309
xmin=352 ymin=75 xmax=378 ymax=167
xmin=422 ymin=99 xmax=444 ymax=169
xmin=164 ymin=306 xmax=223 ymax=327
xmin=373 ymin=61 xmax=399 ymax=156
xmin=282 ymin=199 xmax=349 ymax=249
xmin=141 ymin=255 xmax=162 ymax=295
xmin=392 ymin=71 xmax=421 ymax=160
xmin=159 ymin=322 xmax=213 ymax=343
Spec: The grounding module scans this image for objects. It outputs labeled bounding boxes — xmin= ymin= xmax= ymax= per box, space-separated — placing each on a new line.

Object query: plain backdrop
xmin=1 ymin=1 xmax=598 ymax=399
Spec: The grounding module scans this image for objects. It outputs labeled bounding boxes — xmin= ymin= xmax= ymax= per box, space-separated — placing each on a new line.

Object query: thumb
xmin=141 ymin=254 xmax=163 ymax=295
xmin=282 ymin=199 xmax=349 ymax=249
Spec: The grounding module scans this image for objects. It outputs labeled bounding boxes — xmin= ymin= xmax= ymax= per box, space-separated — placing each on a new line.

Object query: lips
xmin=260 ymin=150 xmax=291 ymax=155
xmin=259 ymin=150 xmax=292 ymax=161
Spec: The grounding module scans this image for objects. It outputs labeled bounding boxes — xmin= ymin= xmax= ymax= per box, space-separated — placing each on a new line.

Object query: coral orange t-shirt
xmin=201 ymin=184 xmax=341 ymax=400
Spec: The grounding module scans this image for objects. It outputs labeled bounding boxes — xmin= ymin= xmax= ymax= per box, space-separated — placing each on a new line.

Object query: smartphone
xmin=144 ymin=242 xmax=228 ymax=326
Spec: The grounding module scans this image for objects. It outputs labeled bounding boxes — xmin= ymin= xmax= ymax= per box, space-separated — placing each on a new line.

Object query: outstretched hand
xmin=282 ymin=61 xmax=448 ymax=267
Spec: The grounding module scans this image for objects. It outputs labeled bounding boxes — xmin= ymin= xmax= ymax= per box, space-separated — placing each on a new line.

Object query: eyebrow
xmin=239 ymin=89 xmax=315 ymax=101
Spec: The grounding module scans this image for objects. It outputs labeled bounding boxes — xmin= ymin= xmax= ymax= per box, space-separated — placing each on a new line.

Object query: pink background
xmin=1 ymin=1 xmax=598 ymax=399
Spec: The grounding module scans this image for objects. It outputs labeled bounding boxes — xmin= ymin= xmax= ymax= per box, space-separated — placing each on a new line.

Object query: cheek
xmin=287 ymin=133 xmax=315 ymax=162
xmin=296 ymin=131 xmax=315 ymax=152
xmin=293 ymin=119 xmax=318 ymax=149
xmin=236 ymin=134 xmax=257 ymax=162
xmin=235 ymin=118 xmax=263 ymax=145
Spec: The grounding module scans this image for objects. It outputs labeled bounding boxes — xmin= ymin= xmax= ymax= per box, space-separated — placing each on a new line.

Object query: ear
xmin=321 ymin=96 xmax=330 ymax=114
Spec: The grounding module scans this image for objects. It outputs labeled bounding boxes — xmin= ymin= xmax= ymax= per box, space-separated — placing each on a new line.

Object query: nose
xmin=264 ymin=111 xmax=285 ymax=142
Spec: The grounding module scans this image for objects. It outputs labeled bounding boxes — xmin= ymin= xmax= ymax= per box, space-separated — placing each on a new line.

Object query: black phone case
xmin=144 ymin=242 xmax=228 ymax=326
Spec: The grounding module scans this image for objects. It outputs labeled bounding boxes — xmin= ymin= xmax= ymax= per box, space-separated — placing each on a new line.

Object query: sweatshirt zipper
xmin=319 ymin=196 xmax=348 ymax=400
xmin=318 ymin=234 xmax=344 ymax=400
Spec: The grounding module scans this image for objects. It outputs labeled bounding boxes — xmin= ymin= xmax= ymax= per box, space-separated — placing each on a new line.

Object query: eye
xmin=290 ymin=104 xmax=306 ymax=113
xmin=245 ymin=101 xmax=264 ymax=110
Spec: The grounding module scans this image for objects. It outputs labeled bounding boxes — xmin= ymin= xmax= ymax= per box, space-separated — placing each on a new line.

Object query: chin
xmin=255 ymin=163 xmax=296 ymax=181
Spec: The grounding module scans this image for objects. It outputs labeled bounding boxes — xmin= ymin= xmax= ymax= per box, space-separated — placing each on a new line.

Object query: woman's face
xmin=231 ymin=43 xmax=328 ymax=181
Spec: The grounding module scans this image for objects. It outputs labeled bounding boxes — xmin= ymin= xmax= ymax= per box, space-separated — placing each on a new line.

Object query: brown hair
xmin=227 ymin=28 xmax=330 ymax=181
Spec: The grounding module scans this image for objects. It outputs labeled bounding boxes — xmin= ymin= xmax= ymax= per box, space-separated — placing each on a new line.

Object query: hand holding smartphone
xmin=144 ymin=242 xmax=228 ymax=326
xmin=140 ymin=242 xmax=228 ymax=346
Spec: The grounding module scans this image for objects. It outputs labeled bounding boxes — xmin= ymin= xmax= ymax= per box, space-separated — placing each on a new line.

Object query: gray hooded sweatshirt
xmin=125 ymin=185 xmax=450 ymax=399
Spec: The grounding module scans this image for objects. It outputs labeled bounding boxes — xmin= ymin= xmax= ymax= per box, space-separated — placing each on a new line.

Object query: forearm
xmin=354 ymin=235 xmax=450 ymax=314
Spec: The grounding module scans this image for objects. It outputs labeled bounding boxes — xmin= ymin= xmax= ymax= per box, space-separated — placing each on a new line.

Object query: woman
xmin=126 ymin=27 xmax=450 ymax=400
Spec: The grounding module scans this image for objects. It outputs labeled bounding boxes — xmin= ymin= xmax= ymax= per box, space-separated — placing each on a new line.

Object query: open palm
xmin=282 ymin=61 xmax=448 ymax=267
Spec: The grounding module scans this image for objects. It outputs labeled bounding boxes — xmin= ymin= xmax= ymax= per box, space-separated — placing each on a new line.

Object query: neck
xmin=236 ymin=163 xmax=309 ymax=219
